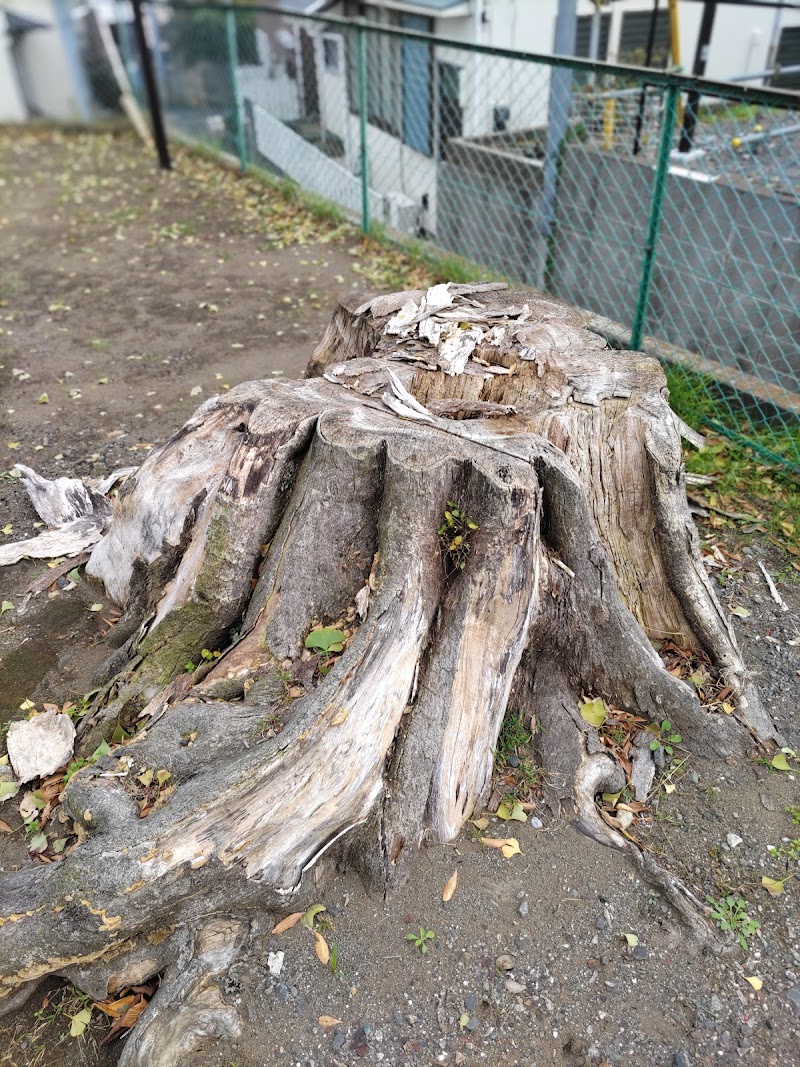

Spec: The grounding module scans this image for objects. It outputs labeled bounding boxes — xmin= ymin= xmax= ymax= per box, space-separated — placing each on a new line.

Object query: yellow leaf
xmin=579 ymin=696 xmax=606 ymax=728
xmin=663 ymin=782 xmax=676 ymax=794
xmin=69 ymin=1007 xmax=92 ymax=1037
xmin=1 ymin=523 xmax=11 ymax=534
xmin=6 ymin=442 xmax=20 ymax=450
xmin=38 ymin=394 xmax=48 ymax=404
xmin=442 ymin=870 xmax=458 ymax=902
xmin=314 ymin=930 xmax=330 ymax=966
xmin=500 ymin=838 xmax=523 ymax=858
xmin=761 ymin=876 xmax=784 ymax=896
xmin=271 ymin=911 xmax=304 ymax=934
xmin=744 ymin=976 xmax=763 ymax=991
xmin=471 ymin=817 xmax=489 ymax=831
xmin=319 ymin=1015 xmax=341 ymax=1027
xmin=624 ymin=932 xmax=639 ymax=947
xmin=771 ymin=753 xmax=791 ymax=771
xmin=88 ymin=603 xmax=104 ymax=612
xmin=137 ymin=769 xmax=154 ymax=788
xmin=301 ymin=904 xmax=327 ymax=929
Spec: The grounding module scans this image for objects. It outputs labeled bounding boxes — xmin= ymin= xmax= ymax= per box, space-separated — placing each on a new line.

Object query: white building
xmin=241 ymin=1 xmax=799 ymax=236
xmin=0 ymin=0 xmax=91 ymax=121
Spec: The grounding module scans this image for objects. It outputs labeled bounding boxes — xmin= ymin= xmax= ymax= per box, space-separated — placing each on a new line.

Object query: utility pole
xmin=539 ymin=0 xmax=577 ymax=289
xmin=632 ymin=0 xmax=662 ymax=155
xmin=678 ymin=0 xmax=717 ymax=152
xmin=131 ymin=0 xmax=171 ymax=170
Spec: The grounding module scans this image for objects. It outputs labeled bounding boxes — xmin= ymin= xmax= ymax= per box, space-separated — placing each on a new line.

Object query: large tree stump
xmin=0 ymin=285 xmax=777 ymax=1063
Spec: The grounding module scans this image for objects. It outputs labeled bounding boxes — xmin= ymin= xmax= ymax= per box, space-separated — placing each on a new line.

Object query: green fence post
xmin=357 ymin=24 xmax=370 ymax=233
xmin=631 ymin=84 xmax=679 ymax=351
xmin=225 ymin=6 xmax=248 ymax=172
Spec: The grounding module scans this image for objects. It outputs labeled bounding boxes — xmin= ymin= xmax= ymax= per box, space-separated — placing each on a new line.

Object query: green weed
xmin=706 ymin=894 xmax=760 ymax=949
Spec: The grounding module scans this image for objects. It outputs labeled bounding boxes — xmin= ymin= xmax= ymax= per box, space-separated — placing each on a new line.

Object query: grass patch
xmin=665 ymin=364 xmax=800 ymax=553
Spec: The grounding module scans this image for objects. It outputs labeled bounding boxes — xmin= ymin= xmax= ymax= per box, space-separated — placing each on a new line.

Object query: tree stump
xmin=0 ymin=285 xmax=777 ymax=1064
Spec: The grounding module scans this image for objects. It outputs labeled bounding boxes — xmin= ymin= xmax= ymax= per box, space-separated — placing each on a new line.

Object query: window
xmin=575 ymin=12 xmax=611 ymax=62
xmin=344 ymin=3 xmax=433 ymax=156
xmin=619 ymin=10 xmax=671 ymax=69
xmin=323 ymin=37 xmax=340 ymax=74
xmin=773 ymin=26 xmax=800 ymax=89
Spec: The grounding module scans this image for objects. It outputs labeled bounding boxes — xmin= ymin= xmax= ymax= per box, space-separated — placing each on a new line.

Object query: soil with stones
xmin=0 ymin=128 xmax=799 ymax=1067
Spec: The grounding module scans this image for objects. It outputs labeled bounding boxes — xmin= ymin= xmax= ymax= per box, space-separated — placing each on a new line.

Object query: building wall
xmin=9 ymin=0 xmax=85 ymax=119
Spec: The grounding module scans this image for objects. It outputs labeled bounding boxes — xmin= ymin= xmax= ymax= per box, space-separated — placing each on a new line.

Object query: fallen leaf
xmin=314 ymin=929 xmax=330 ymax=965
xmin=730 ymin=605 xmax=751 ymax=618
xmin=663 ymin=782 xmax=676 ymax=794
xmin=497 ymin=801 xmax=527 ymax=822
xmin=771 ymin=753 xmax=791 ymax=771
xmin=38 ymin=393 xmax=48 ymax=404
xmin=0 ymin=601 xmax=13 ymax=614
xmin=319 ymin=1015 xmax=341 ymax=1027
xmin=481 ymin=836 xmax=523 ymax=858
xmin=624 ymin=932 xmax=639 ymax=947
xmin=0 ymin=819 xmax=12 ymax=832
xmin=69 ymin=1007 xmax=92 ymax=1037
xmin=579 ymin=696 xmax=607 ymax=728
xmin=471 ymin=817 xmax=489 ymax=831
xmin=190 ymin=385 xmax=202 ymax=396
xmin=88 ymin=603 xmax=104 ymax=612
xmin=28 ymin=831 xmax=48 ymax=853
xmin=744 ymin=976 xmax=763 ymax=991
xmin=271 ymin=911 xmax=304 ymax=934
xmin=761 ymin=876 xmax=784 ymax=896
xmin=301 ymin=903 xmax=326 ymax=930
xmin=442 ymin=870 xmax=458 ymax=902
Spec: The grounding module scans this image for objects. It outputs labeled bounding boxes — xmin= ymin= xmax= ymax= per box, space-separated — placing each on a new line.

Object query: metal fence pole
xmin=357 ymin=24 xmax=370 ymax=234
xmin=631 ymin=84 xmax=679 ymax=351
xmin=225 ymin=6 xmax=247 ymax=171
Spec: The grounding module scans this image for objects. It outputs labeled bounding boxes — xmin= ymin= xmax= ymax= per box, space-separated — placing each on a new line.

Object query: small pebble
xmin=495 ymin=954 xmax=515 ymax=971
xmin=519 ymin=899 xmax=529 ymax=917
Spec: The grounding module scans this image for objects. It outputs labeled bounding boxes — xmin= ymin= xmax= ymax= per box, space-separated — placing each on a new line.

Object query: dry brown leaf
xmin=319 ymin=1015 xmax=342 ymax=1027
xmin=119 ymin=997 xmax=148 ymax=1029
xmin=313 ymin=929 xmax=330 ymax=966
xmin=479 ymin=837 xmax=507 ymax=848
xmin=442 ymin=870 xmax=458 ymax=902
xmin=0 ymin=820 xmax=12 ymax=833
xmin=271 ymin=911 xmax=305 ymax=935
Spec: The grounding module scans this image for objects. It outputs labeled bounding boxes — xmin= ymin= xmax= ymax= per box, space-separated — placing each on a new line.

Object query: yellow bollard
xmin=602 ymin=98 xmax=616 ymax=150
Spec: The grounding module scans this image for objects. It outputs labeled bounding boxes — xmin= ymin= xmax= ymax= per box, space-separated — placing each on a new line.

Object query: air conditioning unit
xmin=384 ymin=192 xmax=419 ymax=234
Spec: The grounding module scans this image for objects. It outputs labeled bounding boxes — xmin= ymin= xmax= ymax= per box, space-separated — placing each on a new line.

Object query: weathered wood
xmin=0 ymin=285 xmax=776 ymax=1061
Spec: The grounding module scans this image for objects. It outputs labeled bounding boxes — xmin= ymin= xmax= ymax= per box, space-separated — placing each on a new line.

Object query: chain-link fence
xmin=63 ymin=0 xmax=800 ymax=469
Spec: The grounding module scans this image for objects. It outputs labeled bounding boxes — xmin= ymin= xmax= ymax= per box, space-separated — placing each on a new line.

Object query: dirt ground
xmin=0 ymin=128 xmax=798 ymax=1067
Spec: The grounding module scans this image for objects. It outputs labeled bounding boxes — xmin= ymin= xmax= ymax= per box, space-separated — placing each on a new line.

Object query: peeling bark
xmin=0 ymin=287 xmax=776 ymax=1059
